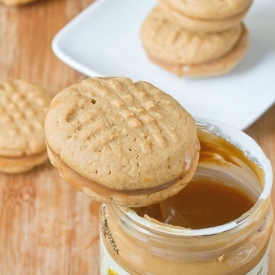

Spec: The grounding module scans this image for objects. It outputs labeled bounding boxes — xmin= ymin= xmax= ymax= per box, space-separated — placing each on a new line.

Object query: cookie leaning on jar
xmin=44 ymin=77 xmax=200 ymax=207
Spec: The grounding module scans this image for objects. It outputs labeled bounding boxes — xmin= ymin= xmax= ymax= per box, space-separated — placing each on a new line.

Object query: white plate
xmin=52 ymin=0 xmax=275 ymax=130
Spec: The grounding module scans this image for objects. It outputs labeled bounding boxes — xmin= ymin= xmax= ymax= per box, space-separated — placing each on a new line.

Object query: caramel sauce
xmin=134 ymin=178 xmax=255 ymax=229
xmin=134 ymin=128 xmax=261 ymax=230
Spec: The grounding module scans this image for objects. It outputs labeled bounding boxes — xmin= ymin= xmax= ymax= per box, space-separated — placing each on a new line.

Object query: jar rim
xmin=119 ymin=118 xmax=273 ymax=237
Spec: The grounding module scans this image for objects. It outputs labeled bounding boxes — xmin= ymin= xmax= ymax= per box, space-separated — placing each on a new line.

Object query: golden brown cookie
xmin=160 ymin=0 xmax=252 ymax=21
xmin=140 ymin=6 xmax=248 ymax=77
xmin=159 ymin=0 xmax=249 ymax=32
xmin=45 ymin=77 xmax=200 ymax=207
xmin=1 ymin=0 xmax=37 ymax=6
xmin=0 ymin=79 xmax=51 ymax=173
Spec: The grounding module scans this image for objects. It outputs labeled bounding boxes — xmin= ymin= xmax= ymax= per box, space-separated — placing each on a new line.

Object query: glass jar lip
xmin=119 ymin=118 xmax=273 ymax=237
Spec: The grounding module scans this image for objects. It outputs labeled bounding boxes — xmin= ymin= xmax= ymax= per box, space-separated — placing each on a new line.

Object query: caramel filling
xmin=0 ymin=151 xmax=47 ymax=166
xmin=146 ymin=24 xmax=248 ymax=74
xmin=172 ymin=5 xmax=250 ymax=22
xmin=48 ymin=145 xmax=186 ymax=196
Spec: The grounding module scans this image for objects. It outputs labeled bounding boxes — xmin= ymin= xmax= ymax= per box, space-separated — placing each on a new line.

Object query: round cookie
xmin=141 ymin=6 xmax=243 ymax=65
xmin=45 ymin=77 xmax=200 ymax=207
xmin=140 ymin=6 xmax=248 ymax=77
xmin=0 ymin=79 xmax=51 ymax=173
xmin=160 ymin=0 xmax=252 ymax=20
xmin=159 ymin=1 xmax=249 ymax=32
xmin=1 ymin=0 xmax=37 ymax=6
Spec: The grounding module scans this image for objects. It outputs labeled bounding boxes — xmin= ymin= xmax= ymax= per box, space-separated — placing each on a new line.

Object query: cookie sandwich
xmin=0 ymin=79 xmax=51 ymax=173
xmin=158 ymin=0 xmax=252 ymax=32
xmin=1 ymin=0 xmax=38 ymax=6
xmin=45 ymin=77 xmax=200 ymax=207
xmin=140 ymin=6 xmax=248 ymax=77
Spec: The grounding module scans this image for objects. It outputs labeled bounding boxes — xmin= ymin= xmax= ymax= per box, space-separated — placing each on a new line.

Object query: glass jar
xmin=99 ymin=119 xmax=273 ymax=275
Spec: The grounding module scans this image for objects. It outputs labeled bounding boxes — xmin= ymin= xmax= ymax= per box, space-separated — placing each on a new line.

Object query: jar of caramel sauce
xmin=100 ymin=119 xmax=273 ymax=275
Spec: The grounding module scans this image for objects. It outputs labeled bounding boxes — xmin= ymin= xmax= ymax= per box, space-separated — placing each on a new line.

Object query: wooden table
xmin=0 ymin=0 xmax=274 ymax=274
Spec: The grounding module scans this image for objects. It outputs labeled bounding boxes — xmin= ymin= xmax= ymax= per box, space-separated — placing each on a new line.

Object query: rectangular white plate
xmin=52 ymin=0 xmax=275 ymax=130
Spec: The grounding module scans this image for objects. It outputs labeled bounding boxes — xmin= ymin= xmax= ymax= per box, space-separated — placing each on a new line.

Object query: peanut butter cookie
xmin=140 ymin=6 xmax=248 ymax=77
xmin=0 ymin=79 xmax=51 ymax=173
xmin=159 ymin=0 xmax=249 ymax=32
xmin=1 ymin=0 xmax=37 ymax=6
xmin=160 ymin=0 xmax=252 ymax=21
xmin=45 ymin=77 xmax=200 ymax=207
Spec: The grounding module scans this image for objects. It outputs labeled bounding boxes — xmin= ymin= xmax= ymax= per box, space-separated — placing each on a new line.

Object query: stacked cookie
xmin=140 ymin=0 xmax=252 ymax=77
xmin=0 ymin=0 xmax=37 ymax=6
xmin=0 ymin=79 xmax=51 ymax=173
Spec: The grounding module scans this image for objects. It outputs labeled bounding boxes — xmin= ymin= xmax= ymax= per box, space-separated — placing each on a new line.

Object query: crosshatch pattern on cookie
xmin=0 ymin=80 xmax=51 ymax=156
xmin=62 ymin=78 xmax=183 ymax=152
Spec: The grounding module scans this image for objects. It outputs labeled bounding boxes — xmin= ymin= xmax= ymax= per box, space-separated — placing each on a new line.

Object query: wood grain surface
xmin=0 ymin=0 xmax=274 ymax=274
